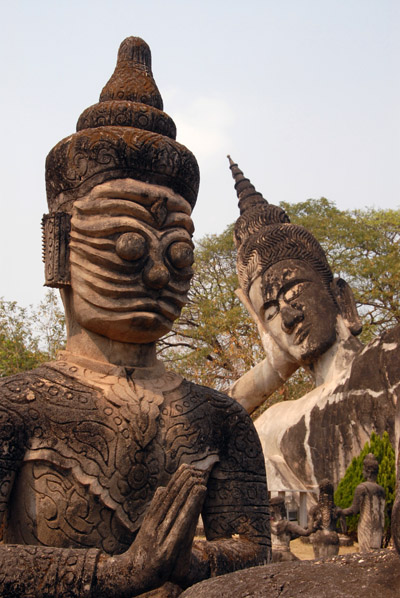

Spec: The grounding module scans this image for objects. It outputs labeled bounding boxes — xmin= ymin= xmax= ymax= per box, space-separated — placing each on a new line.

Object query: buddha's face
xmin=249 ymin=259 xmax=338 ymax=365
xmin=68 ymin=179 xmax=194 ymax=343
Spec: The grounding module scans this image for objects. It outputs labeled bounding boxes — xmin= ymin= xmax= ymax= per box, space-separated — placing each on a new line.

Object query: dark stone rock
xmin=181 ymin=550 xmax=400 ymax=598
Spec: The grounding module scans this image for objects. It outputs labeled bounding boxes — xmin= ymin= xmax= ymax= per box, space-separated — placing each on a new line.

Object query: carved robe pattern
xmin=0 ymin=357 xmax=269 ymax=596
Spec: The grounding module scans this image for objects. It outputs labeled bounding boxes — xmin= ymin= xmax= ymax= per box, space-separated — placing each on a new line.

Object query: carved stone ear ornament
xmin=42 ymin=213 xmax=71 ymax=287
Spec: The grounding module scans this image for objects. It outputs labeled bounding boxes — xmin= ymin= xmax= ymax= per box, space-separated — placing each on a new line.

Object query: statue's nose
xmin=280 ymin=305 xmax=304 ymax=332
xmin=143 ymin=261 xmax=170 ymax=289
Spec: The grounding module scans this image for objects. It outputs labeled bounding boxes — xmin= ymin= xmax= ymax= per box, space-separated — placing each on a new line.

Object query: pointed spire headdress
xmin=227 ymin=156 xmax=334 ymax=298
xmin=46 ymin=37 xmax=199 ymax=215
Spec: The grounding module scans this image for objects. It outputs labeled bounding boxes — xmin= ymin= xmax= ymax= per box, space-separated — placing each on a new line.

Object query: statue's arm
xmin=340 ymin=485 xmax=364 ymax=517
xmin=173 ymin=404 xmax=270 ymax=587
xmin=306 ymin=506 xmax=321 ymax=533
xmin=0 ymin=383 xmax=206 ymax=597
xmin=0 ymin=460 xmax=206 ymax=598
xmin=285 ymin=520 xmax=313 ymax=538
xmin=0 ymin=396 xmax=100 ymax=598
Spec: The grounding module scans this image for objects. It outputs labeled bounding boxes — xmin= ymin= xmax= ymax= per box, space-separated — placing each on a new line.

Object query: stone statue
xmin=307 ymin=479 xmax=342 ymax=559
xmin=227 ymin=157 xmax=397 ymax=495
xmin=0 ymin=38 xmax=270 ymax=598
xmin=392 ymin=441 xmax=400 ymax=556
xmin=338 ymin=453 xmax=385 ymax=552
xmin=269 ymin=496 xmax=311 ymax=561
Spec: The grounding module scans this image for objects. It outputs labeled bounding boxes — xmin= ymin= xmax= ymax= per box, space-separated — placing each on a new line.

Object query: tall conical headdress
xmin=227 ymin=156 xmax=290 ymax=249
xmin=45 ymin=37 xmax=199 ymax=215
xmin=227 ymin=156 xmax=334 ymax=297
xmin=43 ymin=37 xmax=199 ymax=288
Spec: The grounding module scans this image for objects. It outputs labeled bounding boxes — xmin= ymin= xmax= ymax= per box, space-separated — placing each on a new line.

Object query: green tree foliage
xmin=31 ymin=290 xmax=66 ymax=360
xmin=0 ymin=299 xmax=44 ymax=376
xmin=0 ymin=290 xmax=66 ymax=377
xmin=334 ymin=431 xmax=396 ymax=540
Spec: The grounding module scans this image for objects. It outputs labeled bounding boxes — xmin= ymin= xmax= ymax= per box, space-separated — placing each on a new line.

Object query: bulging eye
xmin=116 ymin=232 xmax=147 ymax=261
xmin=167 ymin=242 xmax=194 ymax=269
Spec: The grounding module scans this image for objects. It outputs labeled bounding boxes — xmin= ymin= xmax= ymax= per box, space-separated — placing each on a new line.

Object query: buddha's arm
xmin=228 ymin=289 xmax=298 ymax=414
xmin=228 ymin=356 xmax=298 ymax=414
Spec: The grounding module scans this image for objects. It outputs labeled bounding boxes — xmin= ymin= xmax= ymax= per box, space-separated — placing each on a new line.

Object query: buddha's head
xmin=228 ymin=157 xmax=362 ymax=366
xmin=43 ymin=37 xmax=199 ymax=344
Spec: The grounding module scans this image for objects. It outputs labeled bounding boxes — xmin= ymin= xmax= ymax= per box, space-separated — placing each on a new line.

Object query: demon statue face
xmin=43 ymin=36 xmax=199 ymax=346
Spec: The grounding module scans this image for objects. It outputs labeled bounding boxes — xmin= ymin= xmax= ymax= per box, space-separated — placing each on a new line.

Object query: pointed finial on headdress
xmin=100 ymin=37 xmax=163 ymax=109
xmin=227 ymin=155 xmax=266 ymax=215
xmin=229 ymin=156 xmax=290 ymax=249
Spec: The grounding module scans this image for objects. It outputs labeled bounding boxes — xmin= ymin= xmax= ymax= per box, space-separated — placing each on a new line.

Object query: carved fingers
xmin=121 ymin=464 xmax=207 ymax=593
xmin=138 ymin=463 xmax=206 ymax=548
xmin=96 ymin=464 xmax=207 ymax=597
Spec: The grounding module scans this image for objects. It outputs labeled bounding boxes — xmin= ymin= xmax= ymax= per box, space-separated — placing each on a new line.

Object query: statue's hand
xmin=95 ymin=464 xmax=207 ymax=598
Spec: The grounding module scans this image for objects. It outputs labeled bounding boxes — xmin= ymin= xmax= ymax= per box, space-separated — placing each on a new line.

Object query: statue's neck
xmin=60 ymin=288 xmax=160 ymax=369
xmin=65 ymin=323 xmax=159 ymax=369
xmin=308 ymin=316 xmax=363 ymax=386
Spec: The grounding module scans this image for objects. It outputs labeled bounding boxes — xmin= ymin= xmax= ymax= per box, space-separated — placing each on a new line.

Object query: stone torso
xmin=357 ymin=481 xmax=385 ymax=551
xmin=255 ymin=326 xmax=399 ymax=491
xmin=0 ymin=357 xmax=268 ymax=555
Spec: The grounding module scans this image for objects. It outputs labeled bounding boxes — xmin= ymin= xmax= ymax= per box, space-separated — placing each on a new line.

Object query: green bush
xmin=334 ymin=431 xmax=396 ymax=542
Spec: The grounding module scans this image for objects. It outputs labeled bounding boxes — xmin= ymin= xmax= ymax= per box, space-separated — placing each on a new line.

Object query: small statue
xmin=307 ymin=480 xmax=342 ymax=559
xmin=227 ymin=157 xmax=397 ymax=494
xmin=0 ymin=38 xmax=270 ymax=598
xmin=269 ymin=496 xmax=311 ymax=561
xmin=392 ymin=442 xmax=400 ymax=556
xmin=339 ymin=453 xmax=385 ymax=552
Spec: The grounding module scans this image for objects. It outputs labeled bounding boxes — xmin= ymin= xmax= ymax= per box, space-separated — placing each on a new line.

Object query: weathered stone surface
xmin=392 ymin=439 xmax=400 ymax=556
xmin=340 ymin=453 xmax=385 ymax=552
xmin=270 ymin=496 xmax=310 ymax=562
xmin=306 ymin=480 xmax=341 ymax=559
xmin=227 ymin=158 xmax=397 ymax=495
xmin=0 ymin=39 xmax=270 ymax=597
xmin=180 ymin=550 xmax=400 ymax=598
xmin=256 ymin=326 xmax=397 ymax=492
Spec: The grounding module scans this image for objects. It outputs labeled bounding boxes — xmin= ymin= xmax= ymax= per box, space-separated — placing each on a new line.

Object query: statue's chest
xmin=24 ymin=371 xmax=217 ymax=536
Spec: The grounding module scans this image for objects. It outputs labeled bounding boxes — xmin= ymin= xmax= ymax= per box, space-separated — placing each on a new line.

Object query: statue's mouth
xmin=74 ymin=291 xmax=184 ymax=322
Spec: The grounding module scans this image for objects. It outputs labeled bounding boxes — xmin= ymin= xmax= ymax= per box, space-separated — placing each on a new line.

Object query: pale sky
xmin=1 ymin=0 xmax=399 ymax=307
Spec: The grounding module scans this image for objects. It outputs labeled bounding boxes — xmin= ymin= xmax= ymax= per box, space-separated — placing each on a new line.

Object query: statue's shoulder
xmin=0 ymin=366 xmax=51 ymax=403
xmin=0 ymin=362 xmax=99 ymax=409
xmin=176 ymin=378 xmax=248 ymax=415
xmin=379 ymin=323 xmax=400 ymax=346
xmin=362 ymin=323 xmax=400 ymax=353
xmin=348 ymin=324 xmax=400 ymax=391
